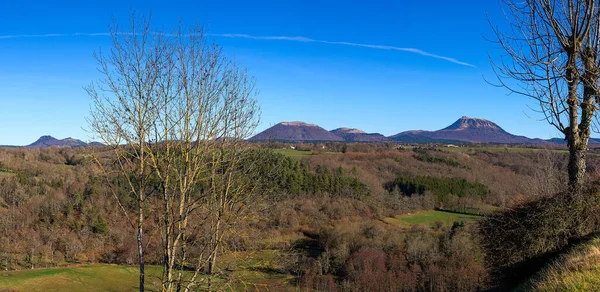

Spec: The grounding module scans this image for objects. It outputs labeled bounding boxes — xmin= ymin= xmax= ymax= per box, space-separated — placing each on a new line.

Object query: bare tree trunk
xmin=138 ymin=145 xmax=145 ymax=292
xmin=161 ymin=180 xmax=173 ymax=292
xmin=138 ymin=212 xmax=145 ymax=292
xmin=568 ymin=146 xmax=587 ymax=192
xmin=566 ymin=50 xmax=584 ymax=193
xmin=567 ymin=45 xmax=598 ymax=193
xmin=207 ymin=216 xmax=221 ymax=292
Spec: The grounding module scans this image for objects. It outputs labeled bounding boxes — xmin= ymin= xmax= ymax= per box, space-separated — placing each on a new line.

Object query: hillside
xmin=248 ymin=121 xmax=344 ymax=142
xmin=3 ymin=144 xmax=560 ymax=291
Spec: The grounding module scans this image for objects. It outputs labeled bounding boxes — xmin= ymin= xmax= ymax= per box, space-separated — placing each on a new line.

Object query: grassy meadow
xmin=0 ymin=249 xmax=295 ymax=292
xmin=384 ymin=210 xmax=481 ymax=228
xmin=0 ymin=265 xmax=163 ymax=292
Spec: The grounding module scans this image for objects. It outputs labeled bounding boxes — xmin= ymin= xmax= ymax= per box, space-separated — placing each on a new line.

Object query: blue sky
xmin=0 ymin=1 xmax=562 ymax=145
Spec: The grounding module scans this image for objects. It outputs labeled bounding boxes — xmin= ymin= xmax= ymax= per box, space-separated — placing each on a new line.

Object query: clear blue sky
xmin=0 ymin=1 xmax=563 ymax=145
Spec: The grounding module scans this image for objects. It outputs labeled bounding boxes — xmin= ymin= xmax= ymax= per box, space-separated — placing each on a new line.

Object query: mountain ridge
xmin=389 ymin=116 xmax=546 ymax=144
xmin=3 ymin=117 xmax=589 ymax=146
xmin=0 ymin=136 xmax=104 ymax=148
xmin=249 ymin=116 xmax=574 ymax=144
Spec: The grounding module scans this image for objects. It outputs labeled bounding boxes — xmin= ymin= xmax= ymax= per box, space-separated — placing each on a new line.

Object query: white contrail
xmin=0 ymin=32 xmax=475 ymax=67
xmin=209 ymin=33 xmax=476 ymax=67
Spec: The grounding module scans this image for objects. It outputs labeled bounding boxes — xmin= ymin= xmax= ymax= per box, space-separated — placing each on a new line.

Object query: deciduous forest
xmin=1 ymin=143 xmax=594 ymax=290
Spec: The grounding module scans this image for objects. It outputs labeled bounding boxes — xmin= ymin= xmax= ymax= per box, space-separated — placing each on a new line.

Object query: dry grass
xmin=521 ymin=235 xmax=600 ymax=291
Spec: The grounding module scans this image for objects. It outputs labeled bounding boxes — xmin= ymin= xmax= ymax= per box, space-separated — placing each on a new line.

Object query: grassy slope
xmin=0 ymin=265 xmax=163 ymax=292
xmin=383 ymin=210 xmax=480 ymax=228
xmin=0 ymin=250 xmax=294 ymax=292
xmin=519 ymin=235 xmax=600 ymax=291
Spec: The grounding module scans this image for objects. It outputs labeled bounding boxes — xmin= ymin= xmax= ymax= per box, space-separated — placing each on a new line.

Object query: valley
xmin=0 ymin=141 xmax=582 ymax=291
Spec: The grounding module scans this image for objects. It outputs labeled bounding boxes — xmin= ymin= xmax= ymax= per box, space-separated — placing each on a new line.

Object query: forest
xmin=0 ymin=142 xmax=590 ymax=291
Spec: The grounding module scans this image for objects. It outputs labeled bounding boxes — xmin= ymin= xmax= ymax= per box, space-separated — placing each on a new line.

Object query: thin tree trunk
xmin=207 ymin=217 xmax=221 ymax=292
xmin=138 ymin=209 xmax=145 ymax=292
xmin=138 ymin=108 xmax=146 ymax=292
xmin=163 ymin=184 xmax=172 ymax=292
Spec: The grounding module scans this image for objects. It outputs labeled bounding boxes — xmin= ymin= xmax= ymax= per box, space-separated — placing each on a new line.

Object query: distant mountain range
xmin=547 ymin=137 xmax=600 ymax=144
xmin=249 ymin=116 xmax=579 ymax=144
xmin=0 ymin=136 xmax=104 ymax=148
xmin=1 ymin=116 xmax=595 ymax=147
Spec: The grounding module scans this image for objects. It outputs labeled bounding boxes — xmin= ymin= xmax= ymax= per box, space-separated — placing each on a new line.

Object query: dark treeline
xmin=385 ymin=176 xmax=489 ymax=205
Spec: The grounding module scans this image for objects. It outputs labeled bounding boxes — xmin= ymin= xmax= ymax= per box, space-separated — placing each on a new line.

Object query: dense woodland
xmin=0 ymin=142 xmax=596 ymax=290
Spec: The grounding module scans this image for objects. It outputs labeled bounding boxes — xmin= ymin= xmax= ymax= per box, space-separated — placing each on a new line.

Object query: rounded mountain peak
xmin=332 ymin=127 xmax=366 ymax=134
xmin=279 ymin=121 xmax=318 ymax=127
xmin=38 ymin=135 xmax=57 ymax=141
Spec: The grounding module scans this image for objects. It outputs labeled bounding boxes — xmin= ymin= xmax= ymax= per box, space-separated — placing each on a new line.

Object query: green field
xmin=0 ymin=250 xmax=294 ymax=292
xmin=384 ymin=210 xmax=481 ymax=228
xmin=273 ymin=149 xmax=313 ymax=157
xmin=0 ymin=265 xmax=163 ymax=292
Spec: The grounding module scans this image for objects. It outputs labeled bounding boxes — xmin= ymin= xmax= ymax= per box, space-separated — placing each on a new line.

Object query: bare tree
xmin=491 ymin=0 xmax=600 ymax=192
xmin=146 ymin=27 xmax=260 ymax=291
xmin=88 ymin=14 xmax=260 ymax=292
xmin=87 ymin=14 xmax=163 ymax=292
xmin=526 ymin=149 xmax=567 ymax=197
